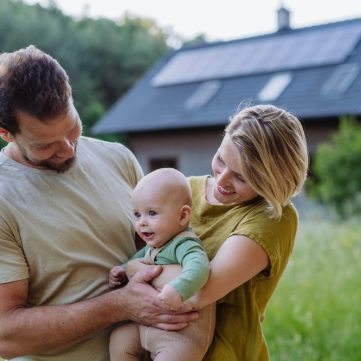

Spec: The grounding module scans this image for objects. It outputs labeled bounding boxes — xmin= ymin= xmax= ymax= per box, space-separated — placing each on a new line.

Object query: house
xmin=92 ymin=7 xmax=361 ymax=176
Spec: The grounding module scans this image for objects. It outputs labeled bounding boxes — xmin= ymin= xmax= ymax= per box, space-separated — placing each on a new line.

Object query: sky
xmin=25 ymin=0 xmax=361 ymax=42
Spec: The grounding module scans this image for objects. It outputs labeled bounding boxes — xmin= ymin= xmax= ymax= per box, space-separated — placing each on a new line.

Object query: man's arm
xmin=0 ymin=266 xmax=197 ymax=359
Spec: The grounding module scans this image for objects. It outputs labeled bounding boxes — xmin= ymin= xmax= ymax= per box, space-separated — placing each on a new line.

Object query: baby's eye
xmin=134 ymin=212 xmax=141 ymax=219
xmin=148 ymin=210 xmax=157 ymax=216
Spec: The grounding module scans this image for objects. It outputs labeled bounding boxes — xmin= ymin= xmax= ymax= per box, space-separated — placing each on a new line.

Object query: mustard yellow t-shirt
xmin=189 ymin=176 xmax=298 ymax=361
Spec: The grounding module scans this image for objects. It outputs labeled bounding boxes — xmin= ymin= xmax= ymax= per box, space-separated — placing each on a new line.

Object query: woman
xmin=187 ymin=104 xmax=308 ymax=360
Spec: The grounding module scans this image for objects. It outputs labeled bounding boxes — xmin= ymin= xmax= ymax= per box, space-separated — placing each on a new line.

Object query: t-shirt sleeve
xmin=0 ymin=213 xmax=29 ymax=284
xmin=114 ymin=144 xmax=143 ymax=187
xmin=229 ymin=204 xmax=298 ymax=278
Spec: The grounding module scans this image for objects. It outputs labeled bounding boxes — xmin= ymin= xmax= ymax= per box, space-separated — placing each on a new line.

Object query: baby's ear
xmin=0 ymin=128 xmax=14 ymax=142
xmin=179 ymin=205 xmax=191 ymax=226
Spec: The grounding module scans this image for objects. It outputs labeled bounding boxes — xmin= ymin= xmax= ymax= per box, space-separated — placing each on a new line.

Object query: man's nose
xmin=57 ymin=139 xmax=76 ymax=158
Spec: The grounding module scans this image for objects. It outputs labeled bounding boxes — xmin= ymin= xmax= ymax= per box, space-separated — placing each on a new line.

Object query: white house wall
xmin=127 ymin=128 xmax=224 ymax=176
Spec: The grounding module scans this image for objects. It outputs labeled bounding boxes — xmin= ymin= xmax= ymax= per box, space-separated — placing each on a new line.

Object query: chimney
xmin=277 ymin=5 xmax=291 ymax=31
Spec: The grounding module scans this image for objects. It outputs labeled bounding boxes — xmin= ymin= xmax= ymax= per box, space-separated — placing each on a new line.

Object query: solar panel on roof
xmin=152 ymin=23 xmax=361 ymax=87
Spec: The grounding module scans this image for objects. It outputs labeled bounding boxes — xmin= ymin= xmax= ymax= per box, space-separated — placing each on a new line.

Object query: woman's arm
xmin=187 ymin=234 xmax=269 ymax=309
xmin=127 ymin=234 xmax=268 ymax=310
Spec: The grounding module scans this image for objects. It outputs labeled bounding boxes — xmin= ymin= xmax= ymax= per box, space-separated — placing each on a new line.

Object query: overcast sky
xmin=25 ymin=0 xmax=361 ymax=41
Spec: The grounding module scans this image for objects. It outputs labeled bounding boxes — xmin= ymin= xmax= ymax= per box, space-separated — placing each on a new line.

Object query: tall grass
xmin=263 ymin=217 xmax=361 ymax=361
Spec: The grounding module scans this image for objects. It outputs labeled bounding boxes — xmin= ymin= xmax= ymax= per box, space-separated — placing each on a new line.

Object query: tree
xmin=308 ymin=117 xmax=361 ymax=217
xmin=0 ymin=0 xmax=169 ymax=138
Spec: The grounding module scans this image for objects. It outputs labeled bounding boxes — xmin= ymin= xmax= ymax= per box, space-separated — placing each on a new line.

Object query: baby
xmin=108 ymin=168 xmax=215 ymax=361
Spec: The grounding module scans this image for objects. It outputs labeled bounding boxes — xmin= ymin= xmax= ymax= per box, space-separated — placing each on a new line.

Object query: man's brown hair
xmin=0 ymin=45 xmax=72 ymax=134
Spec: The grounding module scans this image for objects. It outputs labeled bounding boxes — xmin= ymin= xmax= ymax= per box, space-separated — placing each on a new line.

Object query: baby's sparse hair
xmin=226 ymin=104 xmax=309 ymax=219
xmin=134 ymin=168 xmax=192 ymax=208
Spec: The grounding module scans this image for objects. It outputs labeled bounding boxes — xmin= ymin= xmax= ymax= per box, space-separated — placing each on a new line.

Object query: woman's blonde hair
xmin=226 ymin=104 xmax=308 ymax=219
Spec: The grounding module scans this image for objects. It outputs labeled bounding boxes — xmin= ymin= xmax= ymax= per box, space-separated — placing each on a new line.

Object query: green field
xmin=263 ymin=216 xmax=361 ymax=361
xmin=1 ymin=217 xmax=359 ymax=361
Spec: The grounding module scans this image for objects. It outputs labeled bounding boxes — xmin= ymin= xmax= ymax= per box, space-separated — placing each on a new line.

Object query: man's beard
xmin=17 ymin=142 xmax=77 ymax=173
xmin=24 ymin=155 xmax=76 ymax=173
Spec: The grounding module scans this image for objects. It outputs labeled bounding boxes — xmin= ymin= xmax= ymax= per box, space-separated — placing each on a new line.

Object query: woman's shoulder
xmin=188 ymin=175 xmax=208 ymax=186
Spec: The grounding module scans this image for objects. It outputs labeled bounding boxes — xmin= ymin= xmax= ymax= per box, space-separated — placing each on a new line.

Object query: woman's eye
xmin=217 ymin=155 xmax=224 ymax=164
xmin=149 ymin=210 xmax=157 ymax=216
xmin=236 ymin=174 xmax=245 ymax=182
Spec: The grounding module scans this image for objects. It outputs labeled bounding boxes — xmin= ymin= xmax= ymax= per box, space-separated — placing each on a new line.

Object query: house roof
xmin=93 ymin=17 xmax=361 ymax=135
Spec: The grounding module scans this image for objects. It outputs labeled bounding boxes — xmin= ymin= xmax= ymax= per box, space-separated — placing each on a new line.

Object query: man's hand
xmin=109 ymin=266 xmax=127 ymax=288
xmin=125 ymin=259 xmax=149 ymax=279
xmin=158 ymin=284 xmax=183 ymax=310
xmin=121 ymin=265 xmax=198 ymax=330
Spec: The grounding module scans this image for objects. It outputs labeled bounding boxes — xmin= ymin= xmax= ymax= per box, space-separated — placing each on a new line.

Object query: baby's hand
xmin=108 ymin=266 xmax=127 ymax=288
xmin=158 ymin=284 xmax=183 ymax=310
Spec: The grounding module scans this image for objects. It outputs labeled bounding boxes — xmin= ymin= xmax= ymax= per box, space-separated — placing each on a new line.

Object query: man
xmin=0 ymin=45 xmax=196 ymax=361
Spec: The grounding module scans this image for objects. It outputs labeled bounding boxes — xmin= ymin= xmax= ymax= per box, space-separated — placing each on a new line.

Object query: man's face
xmin=11 ymin=106 xmax=82 ymax=173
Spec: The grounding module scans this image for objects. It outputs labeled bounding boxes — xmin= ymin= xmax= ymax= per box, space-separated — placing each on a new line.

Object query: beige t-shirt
xmin=189 ymin=176 xmax=298 ymax=361
xmin=0 ymin=137 xmax=143 ymax=361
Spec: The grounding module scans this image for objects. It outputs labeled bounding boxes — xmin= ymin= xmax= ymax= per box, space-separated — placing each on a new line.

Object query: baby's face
xmin=132 ymin=191 xmax=184 ymax=248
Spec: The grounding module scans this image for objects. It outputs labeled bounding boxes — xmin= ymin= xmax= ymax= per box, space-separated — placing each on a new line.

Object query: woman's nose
xmin=217 ymin=168 xmax=231 ymax=185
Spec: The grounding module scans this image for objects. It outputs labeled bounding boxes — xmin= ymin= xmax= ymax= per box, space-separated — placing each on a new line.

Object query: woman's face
xmin=209 ymin=134 xmax=258 ymax=205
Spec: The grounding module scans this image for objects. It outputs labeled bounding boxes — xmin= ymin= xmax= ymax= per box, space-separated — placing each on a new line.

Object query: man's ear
xmin=179 ymin=205 xmax=191 ymax=226
xmin=0 ymin=128 xmax=14 ymax=142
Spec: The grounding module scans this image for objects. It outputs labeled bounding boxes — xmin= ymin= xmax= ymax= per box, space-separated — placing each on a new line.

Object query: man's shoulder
xmin=79 ymin=136 xmax=127 ymax=151
xmin=78 ymin=137 xmax=143 ymax=185
xmin=79 ymin=136 xmax=134 ymax=161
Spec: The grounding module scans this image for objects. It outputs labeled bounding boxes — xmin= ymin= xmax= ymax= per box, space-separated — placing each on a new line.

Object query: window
xmin=184 ymin=80 xmax=221 ymax=110
xmin=322 ymin=63 xmax=359 ymax=95
xmin=149 ymin=158 xmax=178 ymax=171
xmin=257 ymin=72 xmax=292 ymax=101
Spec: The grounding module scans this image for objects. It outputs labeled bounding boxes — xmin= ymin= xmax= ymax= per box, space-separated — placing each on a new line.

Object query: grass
xmin=1 ymin=216 xmax=359 ymax=361
xmin=263 ymin=216 xmax=361 ymax=361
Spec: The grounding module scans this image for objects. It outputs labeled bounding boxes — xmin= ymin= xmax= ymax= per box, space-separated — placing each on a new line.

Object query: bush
xmin=308 ymin=117 xmax=361 ymax=217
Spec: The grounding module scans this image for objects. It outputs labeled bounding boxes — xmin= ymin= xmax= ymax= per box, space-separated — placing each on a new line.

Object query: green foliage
xmin=308 ymin=117 xmax=361 ymax=217
xmin=264 ymin=217 xmax=361 ymax=361
xmin=183 ymin=33 xmax=208 ymax=46
xmin=0 ymin=0 xmax=169 ymax=139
